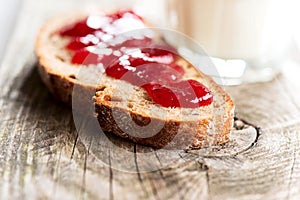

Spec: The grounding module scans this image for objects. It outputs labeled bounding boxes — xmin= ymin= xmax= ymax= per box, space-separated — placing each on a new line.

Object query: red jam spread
xmin=59 ymin=10 xmax=213 ymax=108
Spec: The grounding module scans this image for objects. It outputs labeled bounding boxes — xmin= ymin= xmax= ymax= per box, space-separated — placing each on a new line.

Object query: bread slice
xmin=35 ymin=11 xmax=235 ymax=149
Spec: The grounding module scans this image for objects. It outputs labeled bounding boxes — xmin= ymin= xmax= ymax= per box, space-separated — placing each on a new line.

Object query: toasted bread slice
xmin=35 ymin=11 xmax=234 ymax=149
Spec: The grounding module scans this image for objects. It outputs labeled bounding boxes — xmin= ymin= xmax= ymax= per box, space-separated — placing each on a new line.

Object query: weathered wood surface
xmin=1 ymin=0 xmax=300 ymax=199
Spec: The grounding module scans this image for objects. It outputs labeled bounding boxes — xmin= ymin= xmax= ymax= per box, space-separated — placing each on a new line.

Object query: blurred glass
xmin=166 ymin=0 xmax=295 ymax=85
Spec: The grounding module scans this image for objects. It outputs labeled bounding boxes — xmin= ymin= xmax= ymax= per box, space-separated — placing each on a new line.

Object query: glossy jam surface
xmin=59 ymin=10 xmax=213 ymax=108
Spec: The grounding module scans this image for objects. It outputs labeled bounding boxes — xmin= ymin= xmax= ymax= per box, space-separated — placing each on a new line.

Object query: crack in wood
xmin=234 ymin=117 xmax=261 ymax=151
xmin=153 ymin=151 xmax=165 ymax=178
xmin=133 ymin=144 xmax=150 ymax=198
xmin=186 ymin=118 xmax=259 ymax=159
xmin=108 ymin=149 xmax=114 ymax=200
xmin=234 ymin=117 xmax=260 ymax=141
xmin=205 ymin=168 xmax=210 ymax=199
xmin=81 ymin=138 xmax=92 ymax=199
xmin=70 ymin=133 xmax=78 ymax=160
xmin=146 ymin=174 xmax=161 ymax=200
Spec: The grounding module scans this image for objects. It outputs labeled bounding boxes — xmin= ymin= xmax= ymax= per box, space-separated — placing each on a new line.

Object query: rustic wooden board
xmin=1 ymin=0 xmax=300 ymax=199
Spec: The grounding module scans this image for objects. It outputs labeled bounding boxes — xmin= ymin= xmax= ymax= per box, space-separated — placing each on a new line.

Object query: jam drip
xmin=59 ymin=10 xmax=213 ymax=108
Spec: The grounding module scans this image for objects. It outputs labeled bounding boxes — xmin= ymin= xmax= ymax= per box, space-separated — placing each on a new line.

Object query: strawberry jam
xmin=141 ymin=81 xmax=212 ymax=108
xmin=59 ymin=10 xmax=213 ymax=108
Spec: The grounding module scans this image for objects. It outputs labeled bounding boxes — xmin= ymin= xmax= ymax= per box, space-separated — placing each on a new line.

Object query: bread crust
xmin=35 ymin=11 xmax=235 ymax=149
xmin=93 ymin=78 xmax=234 ymax=149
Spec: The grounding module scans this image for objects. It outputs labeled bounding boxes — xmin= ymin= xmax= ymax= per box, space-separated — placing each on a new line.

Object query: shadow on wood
xmin=8 ymin=62 xmax=80 ymax=158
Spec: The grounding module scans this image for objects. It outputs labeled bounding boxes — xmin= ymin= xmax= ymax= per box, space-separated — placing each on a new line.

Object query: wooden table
xmin=1 ymin=0 xmax=300 ymax=199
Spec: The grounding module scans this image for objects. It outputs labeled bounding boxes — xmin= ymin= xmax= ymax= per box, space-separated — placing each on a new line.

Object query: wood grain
xmin=1 ymin=0 xmax=300 ymax=199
